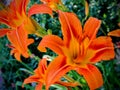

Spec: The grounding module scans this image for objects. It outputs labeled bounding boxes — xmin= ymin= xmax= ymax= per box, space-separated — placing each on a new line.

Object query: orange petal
xmin=88 ymin=36 xmax=115 ymax=63
xmin=22 ymin=0 xmax=29 ymax=13
xmin=0 ymin=10 xmax=9 ymax=25
xmin=53 ymin=0 xmax=61 ymax=3
xmin=7 ymin=27 xmax=30 ymax=59
xmin=10 ymin=0 xmax=29 ymax=14
xmin=0 ymin=29 xmax=11 ymax=37
xmin=10 ymin=47 xmax=21 ymax=61
xmin=14 ymin=51 xmax=21 ymax=61
xmin=27 ymin=39 xmax=34 ymax=46
xmin=28 ymin=4 xmax=52 ymax=17
xmin=83 ymin=17 xmax=101 ymax=40
xmin=76 ymin=64 xmax=103 ymax=90
xmin=35 ymin=58 xmax=47 ymax=75
xmin=108 ymin=29 xmax=120 ymax=37
xmin=10 ymin=0 xmax=21 ymax=14
xmin=23 ymin=75 xmax=40 ymax=86
xmin=35 ymin=83 xmax=43 ymax=90
xmin=7 ymin=28 xmax=27 ymax=51
xmin=58 ymin=11 xmax=82 ymax=45
xmin=46 ymin=56 xmax=72 ymax=90
xmin=37 ymin=35 xmax=64 ymax=55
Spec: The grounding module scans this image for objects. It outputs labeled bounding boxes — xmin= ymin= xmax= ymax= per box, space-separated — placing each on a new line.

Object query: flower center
xmin=67 ymin=37 xmax=90 ymax=65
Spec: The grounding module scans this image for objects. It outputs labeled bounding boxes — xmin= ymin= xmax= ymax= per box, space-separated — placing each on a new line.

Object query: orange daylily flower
xmin=0 ymin=0 xmax=36 ymax=61
xmin=38 ymin=11 xmax=115 ymax=90
xmin=0 ymin=0 xmax=51 ymax=35
xmin=0 ymin=0 xmax=51 ymax=60
xmin=7 ymin=26 xmax=34 ymax=61
xmin=23 ymin=58 xmax=47 ymax=90
xmin=108 ymin=29 xmax=120 ymax=37
xmin=23 ymin=58 xmax=79 ymax=90
xmin=0 ymin=0 xmax=34 ymax=34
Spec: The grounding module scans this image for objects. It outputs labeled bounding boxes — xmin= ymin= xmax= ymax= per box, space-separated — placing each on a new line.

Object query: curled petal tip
xmin=28 ymin=4 xmax=53 ymax=17
xmin=37 ymin=46 xmax=47 ymax=52
xmin=108 ymin=29 xmax=120 ymax=37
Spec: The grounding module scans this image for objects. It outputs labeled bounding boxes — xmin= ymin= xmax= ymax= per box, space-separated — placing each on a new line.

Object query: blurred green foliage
xmin=0 ymin=0 xmax=120 ymax=90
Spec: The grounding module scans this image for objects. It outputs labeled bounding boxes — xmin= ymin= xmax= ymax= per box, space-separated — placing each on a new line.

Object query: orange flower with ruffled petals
xmin=0 ymin=0 xmax=56 ymax=60
xmin=23 ymin=58 xmax=47 ymax=90
xmin=0 ymin=0 xmax=34 ymax=34
xmin=0 ymin=0 xmax=36 ymax=61
xmin=23 ymin=58 xmax=79 ymax=90
xmin=0 ymin=0 xmax=52 ymax=35
xmin=37 ymin=11 xmax=115 ymax=90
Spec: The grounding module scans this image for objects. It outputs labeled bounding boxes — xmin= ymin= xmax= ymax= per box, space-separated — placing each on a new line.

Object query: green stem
xmin=19 ymin=68 xmax=34 ymax=75
xmin=18 ymin=61 xmax=33 ymax=73
xmin=57 ymin=2 xmax=69 ymax=12
xmin=28 ymin=49 xmax=40 ymax=61
xmin=30 ymin=18 xmax=48 ymax=37
xmin=100 ymin=28 xmax=107 ymax=36
xmin=98 ymin=63 xmax=112 ymax=89
xmin=63 ymin=74 xmax=75 ymax=82
xmin=63 ymin=74 xmax=82 ymax=87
